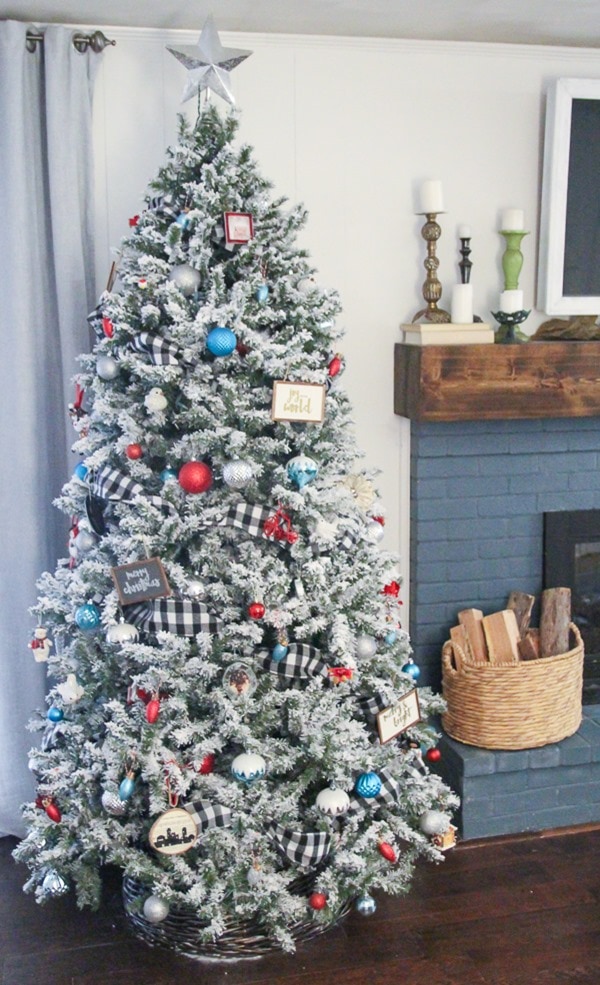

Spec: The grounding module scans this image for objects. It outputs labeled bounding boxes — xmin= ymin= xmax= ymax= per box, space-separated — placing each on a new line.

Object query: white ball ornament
xmin=222 ymin=460 xmax=253 ymax=489
xmin=96 ymin=355 xmax=119 ymax=380
xmin=74 ymin=528 xmax=97 ymax=552
xmin=365 ymin=520 xmax=385 ymax=544
xmin=315 ymin=787 xmax=351 ymax=817
xmin=356 ymin=634 xmax=378 ymax=659
xmin=247 ymin=865 xmax=262 ymax=887
xmin=106 ymin=620 xmax=139 ymax=645
xmin=231 ymin=752 xmax=266 ymax=784
xmin=419 ymin=810 xmax=452 ymax=836
xmin=168 ymin=263 xmax=201 ymax=296
xmin=144 ymin=387 xmax=168 ymax=413
xmin=143 ymin=895 xmax=170 ymax=924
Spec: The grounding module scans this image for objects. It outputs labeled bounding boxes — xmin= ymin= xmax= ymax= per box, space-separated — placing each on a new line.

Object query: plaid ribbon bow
xmin=183 ymin=799 xmax=233 ymax=833
xmin=91 ymin=465 xmax=173 ymax=515
xmin=124 ymin=598 xmax=222 ymax=636
xmin=130 ymin=331 xmax=187 ymax=367
xmin=213 ymin=501 xmax=273 ymax=539
xmin=266 ymin=822 xmax=332 ymax=870
xmin=347 ymin=767 xmax=402 ymax=815
xmin=259 ymin=643 xmax=330 ymax=681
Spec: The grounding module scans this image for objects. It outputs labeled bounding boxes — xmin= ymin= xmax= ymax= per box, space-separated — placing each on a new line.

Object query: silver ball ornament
xmin=143 ymin=895 xmax=170 ymax=924
xmin=101 ymin=790 xmax=127 ymax=816
xmin=96 ymin=355 xmax=119 ymax=380
xmin=356 ymin=893 xmax=377 ymax=916
xmin=419 ymin=810 xmax=452 ymax=836
xmin=365 ymin=520 xmax=385 ymax=544
xmin=315 ymin=787 xmax=351 ymax=816
xmin=74 ymin=529 xmax=96 ymax=552
xmin=355 ymin=634 xmax=378 ymax=659
xmin=168 ymin=263 xmax=201 ymax=296
xmin=186 ymin=577 xmax=205 ymax=599
xmin=222 ymin=460 xmax=253 ymax=489
xmin=42 ymin=869 xmax=68 ymax=897
xmin=106 ymin=621 xmax=139 ymax=645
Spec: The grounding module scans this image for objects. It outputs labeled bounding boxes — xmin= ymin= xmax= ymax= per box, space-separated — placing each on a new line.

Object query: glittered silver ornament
xmin=101 ymin=789 xmax=127 ymax=816
xmin=96 ymin=355 xmax=119 ymax=380
xmin=143 ymin=895 xmax=170 ymax=923
xmin=74 ymin=528 xmax=96 ymax=552
xmin=222 ymin=459 xmax=253 ymax=488
xmin=355 ymin=634 xmax=378 ymax=659
xmin=315 ymin=787 xmax=351 ymax=816
xmin=419 ymin=810 xmax=452 ymax=836
xmin=186 ymin=577 xmax=205 ymax=598
xmin=168 ymin=263 xmax=201 ymax=296
xmin=167 ymin=15 xmax=252 ymax=106
xmin=356 ymin=893 xmax=377 ymax=916
xmin=106 ymin=620 xmax=139 ymax=645
xmin=42 ymin=869 xmax=68 ymax=897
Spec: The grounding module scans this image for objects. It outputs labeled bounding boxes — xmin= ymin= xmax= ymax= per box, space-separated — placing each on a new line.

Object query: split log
xmin=449 ymin=625 xmax=468 ymax=670
xmin=482 ymin=610 xmax=520 ymax=664
xmin=457 ymin=608 xmax=488 ymax=663
xmin=517 ymin=630 xmax=541 ymax=661
xmin=540 ymin=587 xmax=571 ymax=658
xmin=507 ymin=591 xmax=535 ymax=638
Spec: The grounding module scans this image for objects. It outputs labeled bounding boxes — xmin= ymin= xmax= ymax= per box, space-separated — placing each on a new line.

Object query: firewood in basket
xmin=457 ymin=608 xmax=488 ymax=663
xmin=482 ymin=610 xmax=520 ymax=664
xmin=449 ymin=625 xmax=468 ymax=670
xmin=507 ymin=591 xmax=535 ymax=638
xmin=540 ymin=587 xmax=571 ymax=658
xmin=517 ymin=629 xmax=541 ymax=661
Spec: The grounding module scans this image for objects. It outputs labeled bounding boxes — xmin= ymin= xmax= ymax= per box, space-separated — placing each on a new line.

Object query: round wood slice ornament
xmin=149 ymin=807 xmax=198 ymax=855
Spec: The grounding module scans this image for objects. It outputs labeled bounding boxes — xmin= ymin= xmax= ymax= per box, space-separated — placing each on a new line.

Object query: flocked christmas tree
xmin=15 ymin=19 xmax=458 ymax=957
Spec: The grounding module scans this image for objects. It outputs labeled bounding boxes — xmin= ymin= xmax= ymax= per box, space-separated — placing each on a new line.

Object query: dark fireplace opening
xmin=544 ymin=509 xmax=600 ymax=704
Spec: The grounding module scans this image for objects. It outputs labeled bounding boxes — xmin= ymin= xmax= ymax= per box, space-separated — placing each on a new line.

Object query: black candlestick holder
xmin=459 ymin=237 xmax=472 ymax=285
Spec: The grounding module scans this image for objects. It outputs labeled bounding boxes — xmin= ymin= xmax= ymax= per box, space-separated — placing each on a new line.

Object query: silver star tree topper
xmin=167 ymin=15 xmax=252 ymax=106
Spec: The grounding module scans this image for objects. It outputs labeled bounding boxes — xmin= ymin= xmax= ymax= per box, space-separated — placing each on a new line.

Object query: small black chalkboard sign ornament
xmin=111 ymin=557 xmax=171 ymax=606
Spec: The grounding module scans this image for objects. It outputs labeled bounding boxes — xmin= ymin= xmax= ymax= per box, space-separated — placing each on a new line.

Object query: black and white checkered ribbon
xmin=258 ymin=644 xmax=330 ymax=681
xmin=213 ymin=502 xmax=273 ymax=539
xmin=357 ymin=693 xmax=388 ymax=721
xmin=130 ymin=331 xmax=187 ymax=367
xmin=91 ymin=465 xmax=173 ymax=515
xmin=124 ymin=598 xmax=222 ymax=636
xmin=347 ymin=767 xmax=402 ymax=815
xmin=41 ymin=722 xmax=66 ymax=752
xmin=87 ymin=303 xmax=104 ymax=341
xmin=147 ymin=194 xmax=177 ymax=221
xmin=267 ymin=822 xmax=332 ymax=870
xmin=183 ymin=799 xmax=232 ymax=833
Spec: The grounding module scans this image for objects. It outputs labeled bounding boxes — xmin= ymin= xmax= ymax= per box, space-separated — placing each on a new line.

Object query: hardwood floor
xmin=2 ymin=827 xmax=600 ymax=985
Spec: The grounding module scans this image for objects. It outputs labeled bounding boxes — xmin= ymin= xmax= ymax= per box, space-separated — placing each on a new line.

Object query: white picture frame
xmin=538 ymin=77 xmax=600 ymax=315
xmin=271 ymin=381 xmax=326 ymax=423
xmin=376 ymin=689 xmax=421 ymax=744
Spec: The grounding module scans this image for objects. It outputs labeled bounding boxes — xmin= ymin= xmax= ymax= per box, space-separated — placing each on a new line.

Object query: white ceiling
xmin=1 ymin=0 xmax=600 ymax=49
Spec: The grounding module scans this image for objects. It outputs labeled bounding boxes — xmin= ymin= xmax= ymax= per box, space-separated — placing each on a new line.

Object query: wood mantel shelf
xmin=394 ymin=341 xmax=600 ymax=422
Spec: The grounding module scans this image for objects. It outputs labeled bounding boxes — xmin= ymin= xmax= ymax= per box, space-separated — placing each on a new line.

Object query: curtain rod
xmin=25 ymin=29 xmax=116 ymax=53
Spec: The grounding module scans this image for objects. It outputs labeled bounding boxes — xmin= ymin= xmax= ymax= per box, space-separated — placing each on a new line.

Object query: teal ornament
xmin=271 ymin=642 xmax=289 ymax=662
xmin=206 ymin=326 xmax=237 ymax=357
xmin=354 ymin=771 xmax=382 ymax=799
xmin=356 ymin=893 xmax=377 ymax=916
xmin=119 ymin=775 xmax=136 ymax=801
xmin=176 ymin=211 xmax=191 ymax=229
xmin=75 ymin=603 xmax=101 ymax=631
xmin=402 ymin=659 xmax=421 ymax=682
xmin=231 ymin=752 xmax=266 ymax=784
xmin=47 ymin=707 xmax=64 ymax=723
xmin=73 ymin=462 xmax=88 ymax=482
xmin=385 ymin=630 xmax=397 ymax=645
xmin=287 ymin=454 xmax=318 ymax=490
xmin=256 ymin=283 xmax=269 ymax=302
xmin=160 ymin=467 xmax=178 ymax=483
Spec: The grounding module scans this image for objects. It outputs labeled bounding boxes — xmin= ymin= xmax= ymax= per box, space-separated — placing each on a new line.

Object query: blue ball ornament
xmin=73 ymin=462 xmax=88 ymax=482
xmin=118 ymin=775 xmax=136 ymax=801
xmin=385 ymin=629 xmax=397 ymax=645
xmin=256 ymin=283 xmax=269 ymax=303
xmin=206 ymin=326 xmax=237 ymax=357
xmin=75 ymin=603 xmax=101 ymax=632
xmin=287 ymin=455 xmax=318 ymax=490
xmin=356 ymin=893 xmax=377 ymax=916
xmin=354 ymin=771 xmax=382 ymax=799
xmin=47 ymin=707 xmax=64 ymax=723
xmin=160 ymin=467 xmax=178 ymax=483
xmin=175 ymin=211 xmax=191 ymax=229
xmin=402 ymin=659 xmax=421 ymax=682
xmin=271 ymin=642 xmax=289 ymax=663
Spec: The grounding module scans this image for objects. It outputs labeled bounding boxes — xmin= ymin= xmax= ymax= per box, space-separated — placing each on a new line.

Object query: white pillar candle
xmin=451 ymin=284 xmax=474 ymax=324
xmin=419 ymin=180 xmax=444 ymax=214
xmin=458 ymin=224 xmax=472 ymax=239
xmin=500 ymin=208 xmax=525 ymax=231
xmin=499 ymin=289 xmax=524 ymax=313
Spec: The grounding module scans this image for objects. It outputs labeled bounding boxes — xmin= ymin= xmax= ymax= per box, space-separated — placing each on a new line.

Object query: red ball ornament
xmin=126 ymin=443 xmax=143 ymax=460
xmin=198 ymin=753 xmax=215 ymax=775
xmin=425 ymin=748 xmax=442 ymax=764
xmin=248 ymin=602 xmax=266 ymax=620
xmin=178 ymin=461 xmax=213 ymax=494
xmin=309 ymin=892 xmax=327 ymax=910
xmin=146 ymin=697 xmax=161 ymax=724
xmin=378 ymin=841 xmax=397 ymax=863
xmin=327 ymin=353 xmax=343 ymax=377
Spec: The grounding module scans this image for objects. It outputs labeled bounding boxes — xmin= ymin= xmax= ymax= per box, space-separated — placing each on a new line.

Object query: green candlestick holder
xmin=500 ymin=230 xmax=529 ymax=290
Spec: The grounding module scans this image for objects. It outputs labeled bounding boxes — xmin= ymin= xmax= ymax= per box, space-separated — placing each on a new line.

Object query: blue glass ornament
xmin=402 ymin=659 xmax=421 ymax=682
xmin=256 ymin=283 xmax=269 ymax=303
xmin=206 ymin=326 xmax=237 ymax=357
xmin=175 ymin=211 xmax=191 ymax=229
xmin=47 ymin=707 xmax=64 ymax=723
xmin=119 ymin=775 xmax=136 ymax=801
xmin=75 ymin=603 xmax=101 ymax=632
xmin=356 ymin=893 xmax=377 ymax=916
xmin=73 ymin=462 xmax=88 ymax=482
xmin=385 ymin=630 xmax=397 ymax=645
xmin=271 ymin=642 xmax=289 ymax=663
xmin=354 ymin=771 xmax=382 ymax=799
xmin=160 ymin=467 xmax=178 ymax=483
xmin=286 ymin=455 xmax=318 ymax=490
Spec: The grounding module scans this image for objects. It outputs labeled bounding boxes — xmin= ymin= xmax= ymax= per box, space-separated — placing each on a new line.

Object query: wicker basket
xmin=122 ymin=873 xmax=352 ymax=960
xmin=441 ymin=622 xmax=584 ymax=750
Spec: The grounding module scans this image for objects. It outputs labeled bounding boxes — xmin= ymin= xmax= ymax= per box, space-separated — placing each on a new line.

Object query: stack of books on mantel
xmin=401 ymin=322 xmax=495 ymax=345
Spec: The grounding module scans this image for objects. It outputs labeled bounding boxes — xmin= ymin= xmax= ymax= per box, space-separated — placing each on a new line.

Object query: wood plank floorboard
xmin=2 ymin=828 xmax=600 ymax=985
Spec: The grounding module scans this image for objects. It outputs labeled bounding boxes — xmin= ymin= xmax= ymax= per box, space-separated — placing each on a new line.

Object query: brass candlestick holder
xmin=412 ymin=213 xmax=450 ymax=323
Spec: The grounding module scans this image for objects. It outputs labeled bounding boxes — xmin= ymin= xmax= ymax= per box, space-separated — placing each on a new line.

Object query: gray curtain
xmin=0 ymin=21 xmax=99 ymax=836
